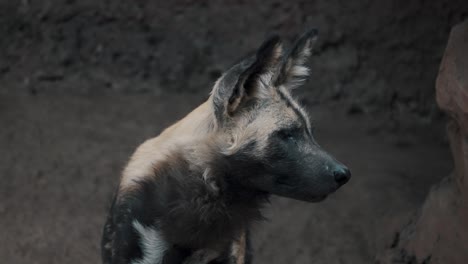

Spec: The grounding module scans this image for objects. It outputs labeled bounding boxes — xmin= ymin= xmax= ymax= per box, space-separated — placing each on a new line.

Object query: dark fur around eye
xmin=276 ymin=127 xmax=301 ymax=141
xmin=278 ymin=130 xmax=293 ymax=140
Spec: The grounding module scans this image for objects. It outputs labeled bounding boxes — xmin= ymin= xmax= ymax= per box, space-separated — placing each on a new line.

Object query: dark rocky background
xmin=1 ymin=1 xmax=467 ymax=263
xmin=2 ymin=1 xmax=467 ymax=120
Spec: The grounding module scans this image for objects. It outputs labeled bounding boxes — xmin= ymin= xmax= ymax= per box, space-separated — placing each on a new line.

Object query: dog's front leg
xmin=181 ymin=249 xmax=219 ymax=264
xmin=227 ymin=229 xmax=250 ymax=264
xmin=175 ymin=228 xmax=249 ymax=264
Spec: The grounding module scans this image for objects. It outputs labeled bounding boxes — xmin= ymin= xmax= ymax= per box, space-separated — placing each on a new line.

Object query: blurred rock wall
xmin=377 ymin=19 xmax=468 ymax=264
xmin=0 ymin=0 xmax=467 ymax=122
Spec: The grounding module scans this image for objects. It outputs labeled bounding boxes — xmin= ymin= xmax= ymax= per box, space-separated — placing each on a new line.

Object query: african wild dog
xmin=102 ymin=29 xmax=351 ymax=264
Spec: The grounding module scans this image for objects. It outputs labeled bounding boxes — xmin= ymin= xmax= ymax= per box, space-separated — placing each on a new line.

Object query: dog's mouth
xmin=304 ymin=195 xmax=328 ymax=203
xmin=274 ymin=181 xmax=329 ymax=202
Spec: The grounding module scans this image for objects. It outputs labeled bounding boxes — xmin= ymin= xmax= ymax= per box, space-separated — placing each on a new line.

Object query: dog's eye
xmin=278 ymin=129 xmax=296 ymax=141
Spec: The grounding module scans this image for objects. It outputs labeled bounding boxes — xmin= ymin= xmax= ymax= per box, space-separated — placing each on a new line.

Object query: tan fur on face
xmin=223 ymin=89 xmax=307 ymax=157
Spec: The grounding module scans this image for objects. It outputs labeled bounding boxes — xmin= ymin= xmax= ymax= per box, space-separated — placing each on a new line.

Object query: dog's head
xmin=210 ymin=30 xmax=350 ymax=202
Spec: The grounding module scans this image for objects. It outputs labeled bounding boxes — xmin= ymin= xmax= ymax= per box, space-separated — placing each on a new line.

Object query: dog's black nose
xmin=333 ymin=166 xmax=351 ymax=186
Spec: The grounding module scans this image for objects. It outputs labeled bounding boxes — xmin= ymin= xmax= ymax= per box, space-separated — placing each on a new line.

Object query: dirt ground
xmin=0 ymin=95 xmax=452 ymax=264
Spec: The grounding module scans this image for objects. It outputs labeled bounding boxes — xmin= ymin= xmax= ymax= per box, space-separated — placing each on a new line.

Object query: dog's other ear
xmin=212 ymin=35 xmax=283 ymax=122
xmin=275 ymin=29 xmax=318 ymax=90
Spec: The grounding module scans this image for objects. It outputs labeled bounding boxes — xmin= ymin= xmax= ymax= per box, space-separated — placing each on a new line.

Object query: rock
xmin=436 ymin=20 xmax=468 ymax=135
xmin=377 ymin=19 xmax=468 ymax=264
xmin=436 ymin=19 xmax=468 ymax=198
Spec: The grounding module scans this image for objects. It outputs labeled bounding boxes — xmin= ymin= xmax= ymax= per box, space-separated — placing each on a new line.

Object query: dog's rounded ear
xmin=211 ymin=35 xmax=283 ymax=123
xmin=275 ymin=29 xmax=318 ymax=90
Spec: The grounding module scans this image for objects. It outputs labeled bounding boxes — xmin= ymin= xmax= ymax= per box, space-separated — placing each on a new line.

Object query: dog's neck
xmin=180 ymin=140 xmax=269 ymax=208
xmin=146 ymin=142 xmax=267 ymax=250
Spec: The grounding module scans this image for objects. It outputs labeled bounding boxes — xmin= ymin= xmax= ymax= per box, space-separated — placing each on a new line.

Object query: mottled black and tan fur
xmin=102 ymin=30 xmax=351 ymax=264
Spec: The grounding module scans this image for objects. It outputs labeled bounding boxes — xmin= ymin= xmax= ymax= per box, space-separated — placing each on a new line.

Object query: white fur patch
xmin=203 ymin=168 xmax=220 ymax=193
xmin=291 ymin=65 xmax=309 ymax=77
xmin=132 ymin=220 xmax=168 ymax=264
